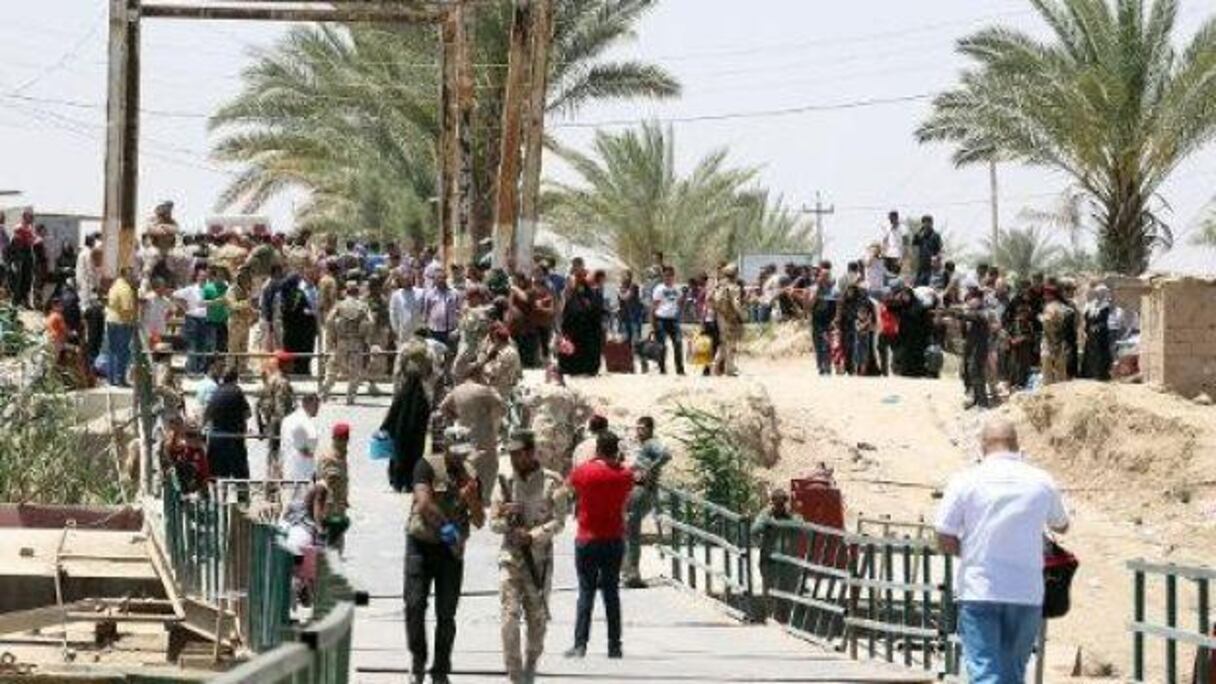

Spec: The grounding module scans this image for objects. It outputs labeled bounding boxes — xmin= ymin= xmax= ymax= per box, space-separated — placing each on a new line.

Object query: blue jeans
xmin=958 ymin=601 xmax=1042 ymax=684
xmin=619 ymin=317 xmax=642 ymax=348
xmin=183 ymin=316 xmax=214 ymax=374
xmin=573 ymin=539 xmax=624 ymax=650
xmin=105 ymin=323 xmax=133 ymax=387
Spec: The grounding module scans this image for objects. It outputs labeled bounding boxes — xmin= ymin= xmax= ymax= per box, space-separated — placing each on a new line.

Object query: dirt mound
xmin=740 ymin=322 xmax=812 ymax=360
xmin=1008 ymin=382 xmax=1214 ymax=514
xmin=582 ymin=377 xmax=783 ymax=469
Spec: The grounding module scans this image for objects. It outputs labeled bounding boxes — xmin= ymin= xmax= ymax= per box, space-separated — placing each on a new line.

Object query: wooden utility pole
xmin=801 ymin=192 xmax=835 ymax=263
xmin=439 ymin=0 xmax=477 ymax=269
xmin=518 ymin=0 xmax=554 ymax=271
xmin=989 ymin=159 xmax=1000 ymax=253
xmin=492 ymin=0 xmax=533 ymax=269
xmin=103 ymin=0 xmax=141 ymax=277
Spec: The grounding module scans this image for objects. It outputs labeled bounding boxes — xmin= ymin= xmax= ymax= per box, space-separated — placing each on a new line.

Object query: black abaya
xmin=382 ymin=374 xmax=431 ymax=492
xmin=558 ymin=283 xmax=604 ymax=376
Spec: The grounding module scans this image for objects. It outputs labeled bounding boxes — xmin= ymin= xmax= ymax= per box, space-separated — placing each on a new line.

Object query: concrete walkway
xmin=244 ymin=394 xmax=931 ymax=683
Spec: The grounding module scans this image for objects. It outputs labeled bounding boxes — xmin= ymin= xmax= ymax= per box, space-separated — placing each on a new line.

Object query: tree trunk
xmin=1098 ymin=186 xmax=1152 ymax=276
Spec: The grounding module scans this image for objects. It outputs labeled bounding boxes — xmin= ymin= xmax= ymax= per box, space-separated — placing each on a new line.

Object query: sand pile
xmin=1008 ymin=382 xmax=1215 ymax=516
xmin=740 ymin=322 xmax=812 ymax=360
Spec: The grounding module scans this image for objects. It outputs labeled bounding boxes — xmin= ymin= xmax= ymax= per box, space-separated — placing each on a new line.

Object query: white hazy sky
xmin=1 ymin=0 xmax=1213 ymax=273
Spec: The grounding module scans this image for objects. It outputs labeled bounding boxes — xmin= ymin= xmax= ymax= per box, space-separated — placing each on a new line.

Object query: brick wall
xmin=1140 ymin=278 xmax=1216 ymax=398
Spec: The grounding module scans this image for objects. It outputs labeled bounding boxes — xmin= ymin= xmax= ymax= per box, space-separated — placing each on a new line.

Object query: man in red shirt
xmin=565 ymin=431 xmax=633 ymax=659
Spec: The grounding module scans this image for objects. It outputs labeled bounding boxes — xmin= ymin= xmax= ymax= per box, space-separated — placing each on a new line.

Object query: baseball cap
xmin=332 ymin=423 xmax=351 ymax=439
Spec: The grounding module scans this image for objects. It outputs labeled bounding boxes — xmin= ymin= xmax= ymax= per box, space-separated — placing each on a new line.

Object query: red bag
xmin=602 ymin=339 xmax=634 ymax=374
xmin=879 ymin=303 xmax=900 ymax=338
xmin=1042 ymin=537 xmax=1078 ymax=619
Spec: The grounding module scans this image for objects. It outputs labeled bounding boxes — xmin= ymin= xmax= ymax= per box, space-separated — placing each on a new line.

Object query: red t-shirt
xmin=569 ymin=458 xmax=634 ymax=543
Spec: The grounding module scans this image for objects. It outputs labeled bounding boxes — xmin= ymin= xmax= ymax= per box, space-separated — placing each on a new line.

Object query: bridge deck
xmin=249 ymin=395 xmax=932 ymax=683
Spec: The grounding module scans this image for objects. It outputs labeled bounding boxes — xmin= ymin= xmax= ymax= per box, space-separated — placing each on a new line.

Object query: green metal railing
xmin=655 ymin=486 xmax=956 ymax=677
xmin=1129 ymin=559 xmax=1215 ymax=684
xmin=654 ymin=487 xmax=756 ymax=621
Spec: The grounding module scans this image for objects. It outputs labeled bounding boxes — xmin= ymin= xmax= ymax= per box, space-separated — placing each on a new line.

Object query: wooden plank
xmin=140 ymin=4 xmax=447 ymax=22
xmin=1128 ymin=621 xmax=1216 ymax=648
xmin=0 ymin=602 xmax=93 ymax=635
xmin=491 ymin=0 xmax=532 ymax=268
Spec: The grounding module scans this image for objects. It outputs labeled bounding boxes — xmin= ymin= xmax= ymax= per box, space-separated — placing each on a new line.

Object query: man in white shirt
xmin=280 ymin=393 xmax=321 ymax=481
xmin=649 ymin=266 xmax=685 ymax=375
xmin=880 ymin=210 xmax=904 ymax=274
xmin=173 ymin=266 xmax=212 ymax=373
xmin=935 ymin=418 xmax=1069 ymax=684
xmin=389 ymin=273 xmax=423 ymax=345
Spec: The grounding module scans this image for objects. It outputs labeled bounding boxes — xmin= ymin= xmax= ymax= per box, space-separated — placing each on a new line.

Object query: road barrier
xmin=1129 ymin=559 xmax=1215 ymax=684
xmin=655 ymin=487 xmax=756 ymax=621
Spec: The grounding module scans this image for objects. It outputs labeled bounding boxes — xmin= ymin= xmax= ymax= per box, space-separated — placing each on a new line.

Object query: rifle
xmin=498 ymin=474 xmax=545 ymax=591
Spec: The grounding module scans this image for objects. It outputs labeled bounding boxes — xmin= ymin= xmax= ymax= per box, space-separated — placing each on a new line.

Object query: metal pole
xmin=1035 ymin=619 xmax=1047 ymax=684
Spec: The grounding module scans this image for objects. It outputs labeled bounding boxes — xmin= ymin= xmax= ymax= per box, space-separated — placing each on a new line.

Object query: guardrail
xmin=1129 ymin=559 xmax=1215 ymax=684
xmin=654 ymin=487 xmax=756 ymax=621
xmin=655 ymin=486 xmax=957 ymax=677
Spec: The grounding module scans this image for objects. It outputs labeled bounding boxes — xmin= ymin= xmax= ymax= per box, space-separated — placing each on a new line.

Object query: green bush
xmin=671 ymin=404 xmax=763 ymax=515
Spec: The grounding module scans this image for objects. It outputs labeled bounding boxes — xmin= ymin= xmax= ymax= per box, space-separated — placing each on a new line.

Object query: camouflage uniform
xmin=320 ymin=296 xmax=373 ymax=404
xmin=711 ymin=278 xmax=746 ymax=375
xmin=316 ymin=272 xmax=338 ymax=353
xmin=225 ymin=271 xmax=258 ymax=373
xmin=367 ymin=277 xmax=394 ymax=378
xmin=1040 ymin=300 xmax=1071 ymax=385
xmin=257 ymin=372 xmax=295 ymax=477
xmin=317 ymin=450 xmax=350 ymax=550
xmin=452 ymin=305 xmax=493 ymax=381
xmin=394 ymin=336 xmax=445 ymax=402
xmin=490 ymin=463 xmax=568 ymax=683
xmin=478 ymin=338 xmax=523 ymax=403
xmin=210 ymin=242 xmax=249 ymax=282
xmin=521 ymin=384 xmax=592 ymax=475
xmin=437 ymin=380 xmax=505 ymax=506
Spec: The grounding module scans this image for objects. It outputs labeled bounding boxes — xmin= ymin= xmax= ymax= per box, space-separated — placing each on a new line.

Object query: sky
xmin=1 ymin=0 xmax=1213 ymax=273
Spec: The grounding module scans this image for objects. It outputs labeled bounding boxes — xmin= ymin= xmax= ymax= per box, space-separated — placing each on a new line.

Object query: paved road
xmin=241 ymin=391 xmax=929 ymax=683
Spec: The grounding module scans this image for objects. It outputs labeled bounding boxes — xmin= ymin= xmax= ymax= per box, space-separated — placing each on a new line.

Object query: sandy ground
xmin=562 ymin=350 xmax=1216 ymax=681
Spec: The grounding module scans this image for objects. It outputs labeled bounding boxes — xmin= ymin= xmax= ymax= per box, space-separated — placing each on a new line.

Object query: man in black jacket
xmin=911 ymin=215 xmax=943 ymax=287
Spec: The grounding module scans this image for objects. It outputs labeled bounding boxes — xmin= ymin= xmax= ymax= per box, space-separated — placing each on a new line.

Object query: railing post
xmin=685 ymin=499 xmax=697 ymax=592
xmin=1133 ymin=566 xmax=1144 ymax=681
xmin=1166 ymin=572 xmax=1177 ymax=684
xmin=942 ymin=554 xmax=957 ymax=677
xmin=1198 ymin=577 xmax=1211 ymax=684
xmin=741 ymin=516 xmax=756 ymax=622
xmin=669 ymin=491 xmax=681 ymax=585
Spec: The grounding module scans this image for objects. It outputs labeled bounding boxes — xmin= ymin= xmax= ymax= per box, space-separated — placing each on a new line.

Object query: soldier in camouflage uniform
xmin=316 ymin=262 xmax=340 ymax=354
xmin=318 ymin=422 xmax=351 ymax=551
xmin=225 ymin=266 xmax=258 ymax=373
xmin=1039 ymin=285 xmax=1071 ymax=386
xmin=521 ymin=365 xmax=592 ymax=475
xmin=491 ymin=430 xmax=568 ymax=684
xmin=437 ymin=376 xmax=505 ymax=507
xmin=471 ymin=322 xmax=522 ymax=402
xmin=452 ymin=286 xmax=493 ymax=382
xmin=366 ymin=273 xmax=394 ymax=380
xmin=320 ymin=280 xmax=374 ymax=405
xmin=211 ymin=233 xmax=250 ymax=288
xmin=257 ymin=351 xmax=296 ymax=478
xmin=711 ymin=264 xmax=747 ymax=376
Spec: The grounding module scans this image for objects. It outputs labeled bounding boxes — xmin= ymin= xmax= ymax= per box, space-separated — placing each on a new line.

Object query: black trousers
xmin=404 ymin=535 xmax=464 ymax=676
xmin=573 ymin=539 xmax=624 ymax=650
xmin=654 ymin=318 xmax=684 ymax=375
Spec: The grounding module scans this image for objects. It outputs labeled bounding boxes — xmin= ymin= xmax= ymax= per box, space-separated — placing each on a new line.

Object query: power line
xmin=7 ymin=2 xmax=107 ymax=94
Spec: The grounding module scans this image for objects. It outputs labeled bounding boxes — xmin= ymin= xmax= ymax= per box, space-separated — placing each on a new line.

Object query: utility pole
xmin=103 ymin=0 xmax=141 ymax=277
xmin=989 ymin=159 xmax=1000 ymax=253
xmin=801 ymin=192 xmax=834 ymax=263
xmin=518 ymin=0 xmax=554 ymax=271
xmin=492 ymin=0 xmax=533 ymax=269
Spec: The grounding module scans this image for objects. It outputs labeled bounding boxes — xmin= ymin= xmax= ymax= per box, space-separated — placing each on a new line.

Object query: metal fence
xmin=654 ymin=487 xmax=756 ymax=621
xmin=1129 ymin=559 xmax=1215 ymax=684
xmin=656 ymin=486 xmax=957 ymax=677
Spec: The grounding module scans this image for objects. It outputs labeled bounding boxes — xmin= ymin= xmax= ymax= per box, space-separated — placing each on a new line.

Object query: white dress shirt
xmin=935 ymin=451 xmax=1069 ymax=606
xmin=389 ymin=286 xmax=422 ymax=342
xmin=279 ymin=407 xmax=320 ymax=481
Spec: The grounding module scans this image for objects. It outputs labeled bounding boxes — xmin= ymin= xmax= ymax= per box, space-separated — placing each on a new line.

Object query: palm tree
xmin=916 ymin=0 xmax=1216 ymax=276
xmin=980 ymin=226 xmax=1063 ymax=277
xmin=543 ymin=123 xmax=815 ymax=275
xmin=1020 ymin=186 xmax=1099 ymax=272
xmin=210 ymin=0 xmax=679 ymax=241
